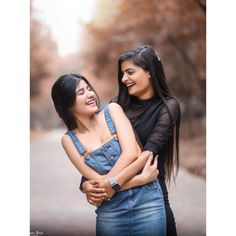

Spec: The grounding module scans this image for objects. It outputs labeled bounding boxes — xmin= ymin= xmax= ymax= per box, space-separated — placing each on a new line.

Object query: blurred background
xmin=30 ymin=0 xmax=206 ymax=235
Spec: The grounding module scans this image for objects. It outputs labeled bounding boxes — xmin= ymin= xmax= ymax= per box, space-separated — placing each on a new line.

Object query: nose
xmin=86 ymin=89 xmax=95 ymax=98
xmin=121 ymin=73 xmax=128 ymax=83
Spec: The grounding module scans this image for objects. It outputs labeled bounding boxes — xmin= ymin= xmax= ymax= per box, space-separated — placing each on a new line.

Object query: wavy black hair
xmin=51 ymin=73 xmax=100 ymax=130
xmin=117 ymin=45 xmax=180 ymax=181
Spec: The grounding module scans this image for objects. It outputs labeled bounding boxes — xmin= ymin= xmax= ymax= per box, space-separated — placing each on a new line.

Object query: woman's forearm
xmin=104 ymin=143 xmax=141 ymax=180
xmin=120 ymin=175 xmax=144 ymax=190
xmin=120 ymin=153 xmax=158 ymax=190
xmin=113 ymin=151 xmax=150 ymax=186
xmin=97 ymin=151 xmax=150 ymax=198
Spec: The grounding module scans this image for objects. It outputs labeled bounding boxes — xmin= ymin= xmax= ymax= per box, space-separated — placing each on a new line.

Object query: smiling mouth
xmin=86 ymin=99 xmax=97 ymax=106
xmin=126 ymin=83 xmax=135 ymax=89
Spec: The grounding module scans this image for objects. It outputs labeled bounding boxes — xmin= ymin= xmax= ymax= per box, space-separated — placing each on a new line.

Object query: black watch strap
xmin=109 ymin=177 xmax=121 ymax=192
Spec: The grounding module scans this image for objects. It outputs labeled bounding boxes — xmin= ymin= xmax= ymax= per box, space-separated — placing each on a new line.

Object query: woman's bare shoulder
xmin=61 ymin=133 xmax=72 ymax=147
xmin=107 ymin=103 xmax=124 ymax=117
xmin=108 ymin=102 xmax=122 ymax=110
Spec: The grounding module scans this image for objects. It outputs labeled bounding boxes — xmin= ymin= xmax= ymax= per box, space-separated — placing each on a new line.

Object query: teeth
xmin=127 ymin=83 xmax=135 ymax=87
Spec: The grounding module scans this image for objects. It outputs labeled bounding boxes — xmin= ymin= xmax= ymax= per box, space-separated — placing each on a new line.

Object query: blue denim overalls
xmin=66 ymin=105 xmax=166 ymax=236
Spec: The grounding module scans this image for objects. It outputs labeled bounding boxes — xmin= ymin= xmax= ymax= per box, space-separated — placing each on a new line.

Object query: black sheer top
xmin=125 ymin=96 xmax=181 ymax=178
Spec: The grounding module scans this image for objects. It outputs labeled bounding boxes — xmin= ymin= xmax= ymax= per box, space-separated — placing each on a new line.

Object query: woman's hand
xmin=82 ymin=180 xmax=108 ymax=207
xmin=98 ymin=180 xmax=115 ymax=200
xmin=138 ymin=153 xmax=159 ymax=185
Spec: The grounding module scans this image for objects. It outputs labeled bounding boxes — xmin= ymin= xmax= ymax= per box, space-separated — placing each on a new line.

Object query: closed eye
xmin=76 ymin=88 xmax=84 ymax=95
xmin=124 ymin=68 xmax=135 ymax=75
xmin=127 ymin=71 xmax=134 ymax=75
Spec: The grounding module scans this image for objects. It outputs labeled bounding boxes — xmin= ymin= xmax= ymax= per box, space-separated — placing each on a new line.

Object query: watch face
xmin=113 ymin=184 xmax=121 ymax=192
xmin=110 ymin=178 xmax=116 ymax=186
xmin=109 ymin=177 xmax=121 ymax=192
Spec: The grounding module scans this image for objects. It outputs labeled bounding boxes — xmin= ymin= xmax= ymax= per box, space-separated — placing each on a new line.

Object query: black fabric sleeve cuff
xmin=143 ymin=142 xmax=160 ymax=156
xmin=79 ymin=176 xmax=88 ymax=193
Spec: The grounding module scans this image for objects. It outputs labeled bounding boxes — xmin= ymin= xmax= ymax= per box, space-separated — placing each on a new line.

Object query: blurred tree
xmin=82 ymin=0 xmax=206 ymax=123
xmin=30 ymin=4 xmax=58 ymax=97
xmin=30 ymin=3 xmax=61 ymax=130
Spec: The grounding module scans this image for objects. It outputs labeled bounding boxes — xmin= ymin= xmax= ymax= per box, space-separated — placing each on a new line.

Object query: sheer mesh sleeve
xmin=143 ymin=98 xmax=180 ymax=155
xmin=79 ymin=176 xmax=88 ymax=193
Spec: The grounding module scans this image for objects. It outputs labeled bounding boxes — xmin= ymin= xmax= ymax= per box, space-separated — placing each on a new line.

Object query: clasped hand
xmin=82 ymin=153 xmax=158 ymax=207
xmin=82 ymin=178 xmax=114 ymax=207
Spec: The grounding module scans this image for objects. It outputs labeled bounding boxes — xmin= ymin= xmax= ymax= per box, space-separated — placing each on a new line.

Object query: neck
xmin=75 ymin=113 xmax=98 ymax=132
xmin=136 ymin=86 xmax=155 ymax=100
xmin=137 ymin=91 xmax=155 ymax=100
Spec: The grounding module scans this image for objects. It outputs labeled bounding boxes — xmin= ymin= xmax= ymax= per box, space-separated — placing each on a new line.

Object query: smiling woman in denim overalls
xmin=51 ymin=73 xmax=166 ymax=235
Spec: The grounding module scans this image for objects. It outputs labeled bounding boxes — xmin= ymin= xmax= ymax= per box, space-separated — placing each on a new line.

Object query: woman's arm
xmin=143 ymin=97 xmax=181 ymax=155
xmin=98 ymin=104 xmax=152 ymax=186
xmin=99 ymin=150 xmax=151 ymax=197
xmin=80 ymin=153 xmax=154 ymax=205
xmin=84 ymin=154 xmax=158 ymax=206
xmin=104 ymin=151 xmax=151 ymax=186
xmin=121 ymin=154 xmax=158 ymax=190
xmin=101 ymin=103 xmax=141 ymax=180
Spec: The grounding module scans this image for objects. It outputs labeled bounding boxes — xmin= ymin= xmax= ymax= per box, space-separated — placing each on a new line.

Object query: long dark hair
xmin=117 ymin=45 xmax=180 ymax=181
xmin=51 ymin=73 xmax=100 ymax=130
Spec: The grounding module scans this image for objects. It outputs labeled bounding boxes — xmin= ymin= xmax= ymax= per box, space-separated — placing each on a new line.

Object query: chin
xmin=90 ymin=105 xmax=99 ymax=113
xmin=128 ymin=89 xmax=135 ymax=95
xmin=128 ymin=91 xmax=137 ymax=97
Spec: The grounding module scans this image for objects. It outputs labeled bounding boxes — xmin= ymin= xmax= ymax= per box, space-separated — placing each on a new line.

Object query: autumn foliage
xmin=82 ymin=0 xmax=206 ymax=124
xmin=30 ymin=5 xmax=58 ymax=97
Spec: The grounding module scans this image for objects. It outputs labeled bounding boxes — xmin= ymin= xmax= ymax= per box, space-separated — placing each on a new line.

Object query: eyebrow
xmin=76 ymin=85 xmax=91 ymax=93
xmin=122 ymin=68 xmax=135 ymax=72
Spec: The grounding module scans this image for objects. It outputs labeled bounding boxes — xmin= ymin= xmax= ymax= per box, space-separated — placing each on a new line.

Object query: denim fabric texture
xmin=66 ymin=105 xmax=166 ymax=236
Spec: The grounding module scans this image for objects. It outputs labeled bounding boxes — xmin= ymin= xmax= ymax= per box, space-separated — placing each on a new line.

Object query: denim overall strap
xmin=103 ymin=105 xmax=116 ymax=135
xmin=65 ymin=130 xmax=87 ymax=156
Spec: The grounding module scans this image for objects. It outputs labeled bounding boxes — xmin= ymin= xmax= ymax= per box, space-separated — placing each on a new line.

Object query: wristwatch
xmin=109 ymin=177 xmax=121 ymax=192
